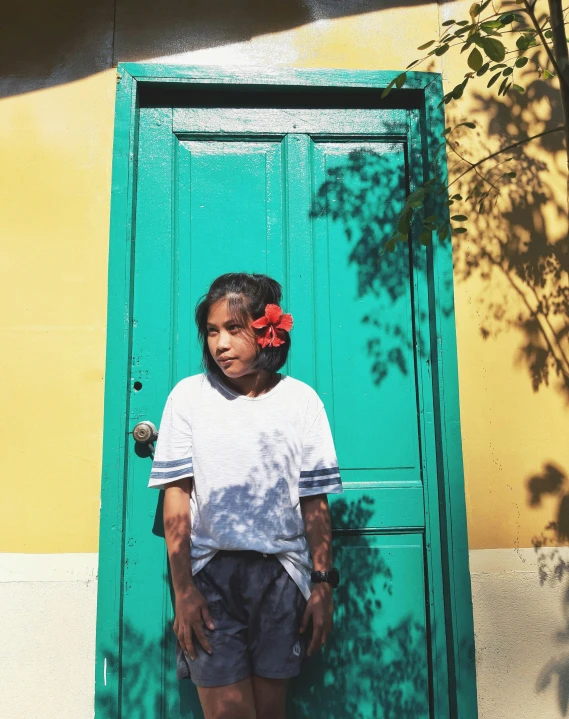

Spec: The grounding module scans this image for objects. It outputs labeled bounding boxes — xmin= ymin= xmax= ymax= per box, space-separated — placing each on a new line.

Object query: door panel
xmin=174 ymin=138 xmax=284 ymax=380
xmin=178 ymin=139 xmax=283 ymax=274
xmin=121 ymin=104 xmax=450 ymax=718
xmin=310 ymin=140 xmax=420 ymax=476
xmin=293 ymin=532 xmax=430 ymax=719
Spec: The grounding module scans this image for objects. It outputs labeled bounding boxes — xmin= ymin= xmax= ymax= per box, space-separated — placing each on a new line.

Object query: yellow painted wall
xmin=1 ymin=0 xmax=567 ymax=554
xmin=0 ymin=73 xmax=115 ymax=551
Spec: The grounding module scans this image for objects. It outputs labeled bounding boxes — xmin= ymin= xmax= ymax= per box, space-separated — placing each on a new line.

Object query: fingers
xmin=300 ymin=604 xmax=312 ymax=635
xmin=307 ymin=622 xmax=323 ymax=657
xmin=183 ymin=626 xmax=196 ymax=661
xmin=201 ymin=605 xmax=215 ymax=632
xmin=321 ymin=619 xmax=332 ymax=647
xmin=193 ymin=621 xmax=213 ymax=656
xmin=307 ymin=617 xmax=333 ymax=656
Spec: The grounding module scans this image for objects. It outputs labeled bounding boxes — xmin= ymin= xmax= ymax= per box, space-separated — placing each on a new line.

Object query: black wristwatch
xmin=310 ymin=568 xmax=340 ymax=588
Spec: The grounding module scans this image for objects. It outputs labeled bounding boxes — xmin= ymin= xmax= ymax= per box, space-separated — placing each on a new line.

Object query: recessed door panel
xmin=311 ymin=141 xmax=421 ymax=480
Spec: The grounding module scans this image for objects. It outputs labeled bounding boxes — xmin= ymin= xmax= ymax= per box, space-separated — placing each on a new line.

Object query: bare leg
xmin=197 ymin=678 xmax=257 ymax=719
xmin=251 ymin=676 xmax=289 ymax=719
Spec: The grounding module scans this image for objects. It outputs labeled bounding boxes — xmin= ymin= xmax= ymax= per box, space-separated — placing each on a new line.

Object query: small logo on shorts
xmin=292 ymin=642 xmax=301 ymax=657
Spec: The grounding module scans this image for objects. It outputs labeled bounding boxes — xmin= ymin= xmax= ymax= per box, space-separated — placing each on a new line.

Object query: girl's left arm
xmin=300 ymin=494 xmax=334 ymax=656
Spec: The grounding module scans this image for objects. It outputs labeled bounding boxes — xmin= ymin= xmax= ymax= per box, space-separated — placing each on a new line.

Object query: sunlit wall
xmin=1 ymin=1 xmax=567 ymax=717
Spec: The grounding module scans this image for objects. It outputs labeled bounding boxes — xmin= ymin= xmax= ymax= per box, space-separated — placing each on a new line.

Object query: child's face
xmin=206 ymin=298 xmax=259 ymax=379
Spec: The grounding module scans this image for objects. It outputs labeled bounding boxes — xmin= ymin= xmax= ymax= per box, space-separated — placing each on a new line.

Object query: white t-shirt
xmin=148 ymin=373 xmax=342 ymax=599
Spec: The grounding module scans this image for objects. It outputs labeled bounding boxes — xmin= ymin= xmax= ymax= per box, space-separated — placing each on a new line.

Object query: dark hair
xmin=195 ymin=273 xmax=291 ymax=376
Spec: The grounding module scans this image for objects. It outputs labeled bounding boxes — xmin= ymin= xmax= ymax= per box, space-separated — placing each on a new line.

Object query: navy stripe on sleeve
xmin=300 ymin=466 xmax=340 ymax=479
xmin=150 ymin=465 xmax=194 ymax=480
xmin=299 ymin=475 xmax=341 ymax=489
xmin=152 ymin=457 xmax=194 ymax=469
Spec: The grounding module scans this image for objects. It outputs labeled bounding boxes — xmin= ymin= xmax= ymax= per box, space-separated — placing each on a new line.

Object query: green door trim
xmin=95 ymin=64 xmax=478 ymax=718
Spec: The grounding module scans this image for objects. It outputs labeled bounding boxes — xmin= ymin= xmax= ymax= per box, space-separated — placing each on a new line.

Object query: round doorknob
xmin=132 ymin=421 xmax=158 ymax=444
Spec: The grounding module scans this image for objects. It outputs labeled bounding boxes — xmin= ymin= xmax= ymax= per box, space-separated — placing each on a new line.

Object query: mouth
xmin=218 ymin=357 xmax=236 ymax=366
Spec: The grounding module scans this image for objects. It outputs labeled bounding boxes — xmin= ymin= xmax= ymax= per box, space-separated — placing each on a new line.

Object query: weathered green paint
xmin=96 ymin=65 xmax=478 ymax=719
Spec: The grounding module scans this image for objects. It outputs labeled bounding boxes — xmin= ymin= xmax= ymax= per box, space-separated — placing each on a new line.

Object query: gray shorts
xmin=176 ymin=550 xmax=308 ymax=688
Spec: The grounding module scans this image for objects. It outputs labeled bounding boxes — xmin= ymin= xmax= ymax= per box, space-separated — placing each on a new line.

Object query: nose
xmin=216 ymin=329 xmax=231 ymax=354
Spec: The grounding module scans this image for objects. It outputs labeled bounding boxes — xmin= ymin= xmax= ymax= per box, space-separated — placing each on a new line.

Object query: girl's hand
xmin=174 ymin=584 xmax=215 ymax=660
xmin=300 ymin=583 xmax=334 ymax=656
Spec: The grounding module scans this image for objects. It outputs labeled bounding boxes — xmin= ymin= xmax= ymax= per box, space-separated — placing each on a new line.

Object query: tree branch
xmin=524 ymin=0 xmax=569 ymax=87
xmin=448 ymin=125 xmax=564 ymax=189
xmin=546 ymin=0 xmax=569 ymax=206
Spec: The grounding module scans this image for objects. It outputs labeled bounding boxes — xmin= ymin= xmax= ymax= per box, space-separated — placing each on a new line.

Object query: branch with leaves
xmin=382 ymin=0 xmax=569 ymax=250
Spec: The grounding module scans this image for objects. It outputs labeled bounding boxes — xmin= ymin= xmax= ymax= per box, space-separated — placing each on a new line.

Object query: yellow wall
xmin=1 ymin=0 xmax=567 ymax=554
xmin=0 ymin=73 xmax=115 ymax=551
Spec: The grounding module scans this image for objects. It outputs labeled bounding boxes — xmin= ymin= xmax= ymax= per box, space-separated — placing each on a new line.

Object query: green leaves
xmin=381 ymin=72 xmax=406 ymax=99
xmin=418 ymin=40 xmax=436 ymax=50
xmin=515 ymin=56 xmax=528 ymax=68
xmin=498 ymin=13 xmax=522 ymax=24
xmin=517 ymin=33 xmax=537 ymax=51
xmin=480 ymin=20 xmax=504 ymax=32
xmin=488 ymin=72 xmax=501 ymax=88
xmin=468 ymin=47 xmax=484 ymax=71
xmin=384 ymin=179 xmax=454 ymax=250
xmin=434 ymin=43 xmax=450 ymax=56
xmin=452 ymin=81 xmax=466 ymax=99
xmin=481 ymin=37 xmax=506 ymax=62
xmin=498 ymin=76 xmax=511 ymax=95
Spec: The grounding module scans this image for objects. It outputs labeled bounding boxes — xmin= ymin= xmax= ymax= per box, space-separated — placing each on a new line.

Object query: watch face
xmin=311 ymin=568 xmax=340 ymax=587
xmin=328 ymin=568 xmax=340 ymax=588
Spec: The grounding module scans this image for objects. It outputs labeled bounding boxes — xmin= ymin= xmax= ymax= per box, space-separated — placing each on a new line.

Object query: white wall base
xmin=0 ymin=554 xmax=98 ymax=719
xmin=470 ymin=547 xmax=569 ymax=719
xmin=1 ymin=550 xmax=567 ymax=718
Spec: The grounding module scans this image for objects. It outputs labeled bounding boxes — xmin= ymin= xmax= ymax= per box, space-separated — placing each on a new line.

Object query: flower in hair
xmin=251 ymin=304 xmax=293 ymax=348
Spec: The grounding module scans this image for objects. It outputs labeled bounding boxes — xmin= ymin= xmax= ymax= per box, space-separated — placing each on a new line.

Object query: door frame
xmin=95 ymin=63 xmax=478 ymax=718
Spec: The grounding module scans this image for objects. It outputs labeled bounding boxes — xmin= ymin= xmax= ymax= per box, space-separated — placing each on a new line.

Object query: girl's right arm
xmin=163 ymin=478 xmax=215 ymax=659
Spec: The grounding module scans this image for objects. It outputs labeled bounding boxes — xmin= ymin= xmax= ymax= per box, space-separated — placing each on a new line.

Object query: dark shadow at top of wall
xmin=1 ymin=0 xmax=429 ymax=99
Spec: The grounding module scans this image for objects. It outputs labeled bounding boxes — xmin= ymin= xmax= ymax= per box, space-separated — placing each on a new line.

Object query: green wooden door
xmin=114 ymin=98 xmax=455 ymax=719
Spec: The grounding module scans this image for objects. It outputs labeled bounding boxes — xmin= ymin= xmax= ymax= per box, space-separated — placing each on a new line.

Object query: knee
xmin=210 ymin=704 xmax=255 ymax=719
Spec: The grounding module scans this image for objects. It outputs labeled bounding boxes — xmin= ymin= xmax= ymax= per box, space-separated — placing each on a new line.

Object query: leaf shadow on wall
xmin=311 ymin=76 xmax=569 ymax=400
xmin=451 ymin=75 xmax=569 ymax=401
xmin=100 ymin=431 xmax=431 ymax=718
xmin=527 ymin=462 xmax=569 ymax=715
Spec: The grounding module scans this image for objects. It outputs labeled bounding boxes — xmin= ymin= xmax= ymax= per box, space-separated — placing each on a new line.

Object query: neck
xmin=222 ymin=370 xmax=279 ymax=397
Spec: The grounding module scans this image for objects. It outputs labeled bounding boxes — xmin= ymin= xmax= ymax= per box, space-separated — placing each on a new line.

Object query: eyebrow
xmin=206 ymin=319 xmax=242 ymax=329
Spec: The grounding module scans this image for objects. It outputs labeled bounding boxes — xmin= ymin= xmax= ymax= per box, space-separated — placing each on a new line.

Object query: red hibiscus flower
xmin=251 ymin=304 xmax=294 ymax=348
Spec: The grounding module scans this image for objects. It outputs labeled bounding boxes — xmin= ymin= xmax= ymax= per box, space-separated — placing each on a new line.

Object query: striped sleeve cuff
xmin=148 ymin=457 xmax=194 ymax=488
xmin=299 ymin=466 xmax=342 ymax=497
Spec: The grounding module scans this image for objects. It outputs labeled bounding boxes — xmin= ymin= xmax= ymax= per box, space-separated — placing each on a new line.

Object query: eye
xmin=228 ymin=324 xmax=242 ymax=333
xmin=207 ymin=327 xmax=218 ymax=335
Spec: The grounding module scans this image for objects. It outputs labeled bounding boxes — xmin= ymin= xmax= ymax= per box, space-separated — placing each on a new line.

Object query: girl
xmin=148 ymin=273 xmax=342 ymax=719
